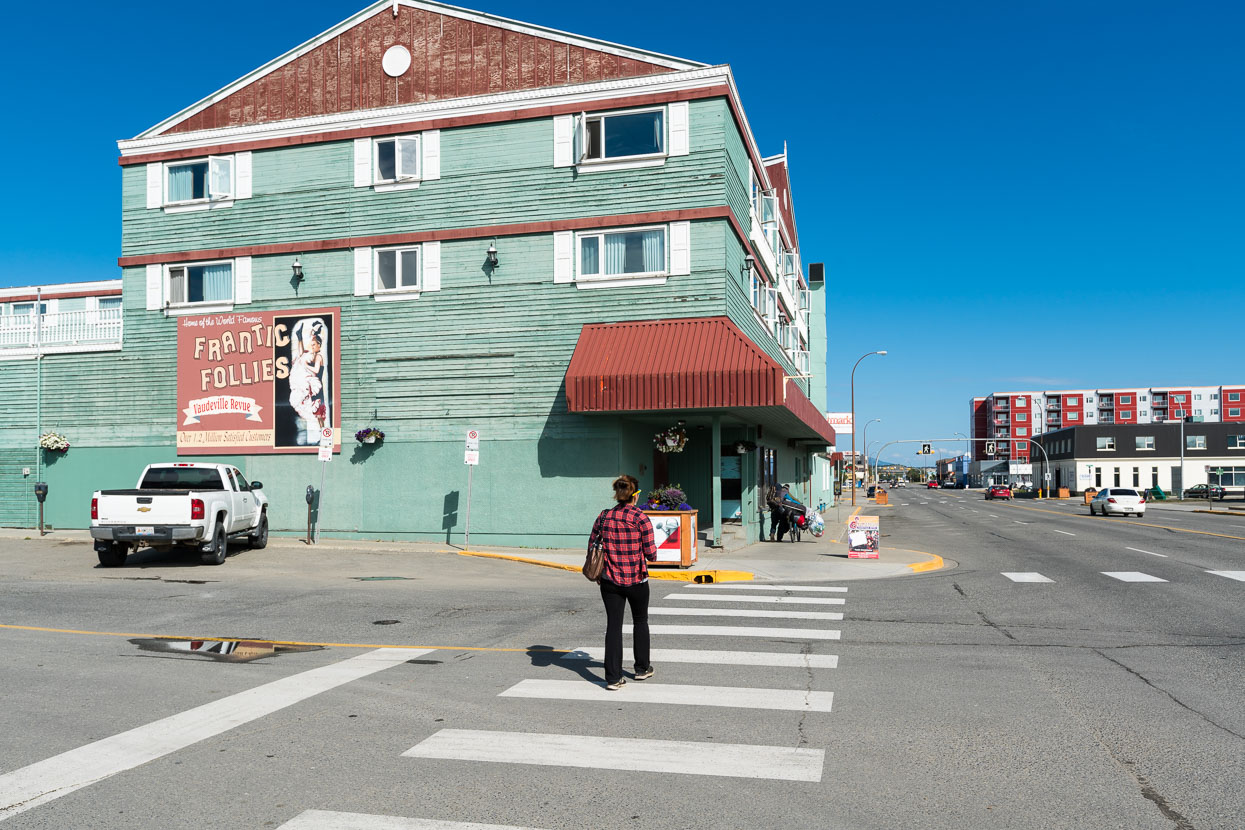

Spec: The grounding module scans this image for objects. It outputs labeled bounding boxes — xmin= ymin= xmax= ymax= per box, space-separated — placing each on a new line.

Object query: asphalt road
xmin=0 ymin=500 xmax=1241 ymax=830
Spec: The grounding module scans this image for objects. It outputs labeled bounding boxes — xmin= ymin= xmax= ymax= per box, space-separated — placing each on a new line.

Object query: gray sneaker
xmin=606 ymin=678 xmax=626 ymax=691
xmin=633 ymin=667 xmax=654 ymax=681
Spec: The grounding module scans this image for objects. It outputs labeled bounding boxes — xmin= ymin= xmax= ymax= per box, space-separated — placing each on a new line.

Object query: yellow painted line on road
xmin=0 ymin=622 xmax=573 ymax=654
xmin=1001 ymin=502 xmax=1245 ymax=541
xmin=457 ymin=550 xmax=754 ymax=582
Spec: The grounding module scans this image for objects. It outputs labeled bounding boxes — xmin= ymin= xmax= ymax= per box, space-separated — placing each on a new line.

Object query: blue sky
xmin=1 ymin=1 xmax=1240 ymax=462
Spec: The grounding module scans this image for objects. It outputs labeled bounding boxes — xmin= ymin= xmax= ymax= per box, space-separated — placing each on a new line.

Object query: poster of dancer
xmin=176 ymin=307 xmax=340 ymax=454
xmin=847 ymin=514 xmax=880 ymax=558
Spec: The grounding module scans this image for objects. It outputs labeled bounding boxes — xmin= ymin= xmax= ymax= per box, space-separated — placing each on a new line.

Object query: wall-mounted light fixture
xmin=486 ymin=241 xmax=500 ymax=269
xmin=292 ymin=258 xmax=304 ymax=281
xmin=742 ymin=254 xmax=755 ymax=276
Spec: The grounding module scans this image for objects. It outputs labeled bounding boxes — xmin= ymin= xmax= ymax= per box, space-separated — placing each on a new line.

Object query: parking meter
xmin=305 ymin=485 xmax=315 ymax=505
xmin=34 ymin=482 xmax=48 ymax=537
xmin=305 ymin=485 xmax=315 ymax=545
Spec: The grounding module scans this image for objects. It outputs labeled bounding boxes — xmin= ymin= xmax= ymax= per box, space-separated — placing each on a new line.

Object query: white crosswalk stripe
xmin=1002 ymin=572 xmax=1054 ymax=583
xmin=1103 ymin=571 xmax=1168 ymax=582
xmin=663 ymin=592 xmax=845 ymax=605
xmin=562 ymin=646 xmax=839 ymax=669
xmin=279 ymin=811 xmax=545 ymax=829
xmin=403 ymin=730 xmax=826 ymax=782
xmin=681 ymin=584 xmax=847 ymax=592
xmin=499 ymin=679 xmax=834 ymax=712
xmin=1206 ymin=570 xmax=1245 ymax=581
xmin=626 ymin=623 xmax=841 ymax=640
xmin=650 ymin=607 xmax=844 ymax=621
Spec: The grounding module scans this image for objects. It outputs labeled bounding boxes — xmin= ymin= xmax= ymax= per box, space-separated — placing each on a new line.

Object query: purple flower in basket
xmin=677 ymin=502 xmax=692 ymax=511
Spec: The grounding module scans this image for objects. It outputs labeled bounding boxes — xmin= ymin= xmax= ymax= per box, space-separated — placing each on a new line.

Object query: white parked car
xmin=91 ymin=463 xmax=268 ymax=567
xmin=1089 ymin=487 xmax=1147 ymax=517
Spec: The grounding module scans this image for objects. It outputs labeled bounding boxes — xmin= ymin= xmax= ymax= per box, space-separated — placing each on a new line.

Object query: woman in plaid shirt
xmin=589 ymin=474 xmax=658 ymax=690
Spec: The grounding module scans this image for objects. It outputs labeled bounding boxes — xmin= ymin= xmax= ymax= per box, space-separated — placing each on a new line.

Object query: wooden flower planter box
xmin=642 ymin=510 xmax=698 ymax=569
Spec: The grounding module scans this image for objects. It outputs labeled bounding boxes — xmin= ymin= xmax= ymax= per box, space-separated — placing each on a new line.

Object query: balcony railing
xmin=0 ymin=309 xmax=123 ymax=352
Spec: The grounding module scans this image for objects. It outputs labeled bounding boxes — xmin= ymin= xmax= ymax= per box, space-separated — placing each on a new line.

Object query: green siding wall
xmin=122 ymin=99 xmax=736 ymax=257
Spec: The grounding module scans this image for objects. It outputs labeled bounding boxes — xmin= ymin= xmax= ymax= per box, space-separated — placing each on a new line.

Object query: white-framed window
xmin=580 ymin=106 xmax=664 ymax=162
xmin=1017 ymin=427 xmax=1028 ymax=437
xmin=1096 ymin=436 xmax=1115 ymax=451
xmin=1186 ymin=435 xmax=1206 ymax=450
xmin=1140 ymin=395 xmax=1147 ymax=402
xmin=1211 ymin=393 xmax=1219 ymax=400
xmin=1230 ymin=408 xmax=1241 ymax=418
xmin=1066 ymin=396 xmax=1079 ymax=405
xmin=354 ymin=131 xmax=439 ymax=190
xmin=1212 ymin=409 xmax=1219 ymax=416
xmin=1120 ymin=395 xmax=1132 ymax=404
xmin=1230 ymin=392 xmax=1241 ymax=402
xmin=1016 ymin=397 xmax=1027 ymax=406
xmin=576 ymin=226 xmax=667 ymax=282
xmin=749 ymin=267 xmax=761 ymax=311
xmin=1120 ymin=410 xmax=1133 ymax=419
xmin=1086 ymin=397 xmax=1094 ymax=403
xmin=1016 ymin=412 xmax=1027 ymax=421
xmin=167 ymin=260 xmax=234 ymax=307
xmin=1172 ymin=394 xmax=1186 ymax=403
xmin=1195 ymin=393 xmax=1203 ymax=400
xmin=374 ymin=135 xmax=421 ymax=185
xmin=374 ymin=245 xmax=421 ymax=294
xmin=166 ymin=156 xmax=232 ymax=205
xmin=1136 ymin=436 xmax=1155 ymax=450
xmin=1226 ymin=435 xmax=1245 ymax=449
xmin=1068 ymin=411 xmax=1079 ymax=420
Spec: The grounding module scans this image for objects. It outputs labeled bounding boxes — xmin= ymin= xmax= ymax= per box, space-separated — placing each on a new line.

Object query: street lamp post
xmin=953 ymin=431 xmax=967 ymax=486
xmin=1176 ymin=407 xmax=1185 ymax=499
xmin=862 ymin=418 xmax=881 ymax=489
xmin=850 ymin=350 xmax=887 ymax=506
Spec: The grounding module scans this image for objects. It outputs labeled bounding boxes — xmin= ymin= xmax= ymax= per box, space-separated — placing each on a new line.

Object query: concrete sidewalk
xmin=0 ymin=524 xmax=942 ymax=583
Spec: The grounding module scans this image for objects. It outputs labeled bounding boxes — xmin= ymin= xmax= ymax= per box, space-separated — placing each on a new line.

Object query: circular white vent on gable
xmin=382 ymin=45 xmax=411 ymax=78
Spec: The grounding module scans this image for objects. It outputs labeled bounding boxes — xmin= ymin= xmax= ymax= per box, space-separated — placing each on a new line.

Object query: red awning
xmin=565 ymin=316 xmax=835 ymax=444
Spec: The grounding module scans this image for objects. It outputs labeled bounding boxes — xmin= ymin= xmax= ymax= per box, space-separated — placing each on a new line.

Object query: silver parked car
xmin=1089 ymin=487 xmax=1147 ymax=517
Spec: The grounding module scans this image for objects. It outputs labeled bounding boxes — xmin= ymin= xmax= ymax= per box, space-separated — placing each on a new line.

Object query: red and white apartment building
xmin=971 ymin=385 xmax=1245 ymax=461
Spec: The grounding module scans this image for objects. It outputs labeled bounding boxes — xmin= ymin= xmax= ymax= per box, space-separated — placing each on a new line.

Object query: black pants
xmin=769 ymin=508 xmax=790 ymax=541
xmin=599 ymin=578 xmax=651 ymax=684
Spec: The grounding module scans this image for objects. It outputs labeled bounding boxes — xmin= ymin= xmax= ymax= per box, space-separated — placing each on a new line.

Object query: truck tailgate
xmin=96 ymin=492 xmax=192 ymax=526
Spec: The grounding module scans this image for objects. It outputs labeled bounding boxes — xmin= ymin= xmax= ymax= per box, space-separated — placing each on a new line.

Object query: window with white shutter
xmin=555 ymin=104 xmax=685 ymax=172
xmin=568 ymin=224 xmax=676 ymax=289
xmin=155 ymin=152 xmax=250 ymax=212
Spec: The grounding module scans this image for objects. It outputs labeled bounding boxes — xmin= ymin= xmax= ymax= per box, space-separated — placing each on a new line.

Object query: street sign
xmin=318 ymin=442 xmax=332 ymax=462
xmin=321 ymin=427 xmax=333 ymax=441
xmin=466 ymin=429 xmax=479 ymax=451
xmin=464 ymin=450 xmax=480 ymax=465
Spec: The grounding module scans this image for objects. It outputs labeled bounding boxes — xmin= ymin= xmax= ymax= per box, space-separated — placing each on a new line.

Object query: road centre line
xmin=562 ymin=646 xmax=839 ymax=668
xmin=279 ymin=811 xmax=544 ymax=830
xmin=1207 ymin=571 xmax=1245 ymax=581
xmin=1126 ymin=546 xmax=1167 ymax=557
xmin=1103 ymin=572 xmax=1168 ymax=583
xmin=1052 ymin=529 xmax=1076 ymax=536
xmin=1000 ymin=502 xmax=1245 ymax=541
xmin=663 ymin=593 xmax=845 ymax=605
xmin=0 ymin=624 xmax=569 ymax=655
xmin=0 ymin=648 xmax=422 ymax=821
xmin=403 ymin=729 xmax=825 ymax=782
xmin=500 ymin=679 xmax=834 ymax=712
xmin=1002 ymin=573 xmax=1054 ymax=583
xmin=626 ymin=624 xmax=841 ymax=640
xmin=650 ymin=607 xmax=844 ymax=621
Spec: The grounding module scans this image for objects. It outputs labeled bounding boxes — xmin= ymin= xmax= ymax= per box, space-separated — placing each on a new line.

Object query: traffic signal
xmin=921 ymin=443 xmax=931 ymax=454
xmin=985 ymin=441 xmax=996 ymax=454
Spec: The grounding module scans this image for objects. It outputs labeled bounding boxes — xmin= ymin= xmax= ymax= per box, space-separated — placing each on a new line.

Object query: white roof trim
xmin=0 ymin=279 xmax=123 ymax=298
xmin=136 ymin=0 xmax=705 ymax=139
xmin=122 ymin=66 xmax=732 ymax=154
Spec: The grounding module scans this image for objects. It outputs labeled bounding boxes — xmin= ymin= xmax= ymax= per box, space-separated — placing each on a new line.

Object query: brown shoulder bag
xmin=582 ymin=539 xmax=605 ymax=581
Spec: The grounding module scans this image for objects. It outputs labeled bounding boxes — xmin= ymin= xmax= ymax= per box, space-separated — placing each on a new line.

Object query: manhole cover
xmin=372 ymin=620 xmax=401 ymax=625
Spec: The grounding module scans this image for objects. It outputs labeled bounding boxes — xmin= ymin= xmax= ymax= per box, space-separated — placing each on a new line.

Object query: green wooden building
xmin=0 ymin=0 xmax=836 ymax=547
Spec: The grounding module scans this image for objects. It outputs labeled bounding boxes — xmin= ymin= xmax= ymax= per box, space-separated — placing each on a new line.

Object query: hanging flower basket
xmin=354 ymin=427 xmax=385 ymax=444
xmin=39 ymin=432 xmax=70 ymax=452
xmin=653 ymin=426 xmax=688 ymax=453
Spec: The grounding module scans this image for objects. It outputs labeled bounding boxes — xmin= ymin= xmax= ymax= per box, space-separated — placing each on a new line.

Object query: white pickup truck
xmin=90 ymin=463 xmax=269 ymax=567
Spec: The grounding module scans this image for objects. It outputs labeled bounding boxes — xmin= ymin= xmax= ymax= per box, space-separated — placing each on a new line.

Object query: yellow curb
xmin=907 ymin=552 xmax=945 ymax=573
xmin=457 ymin=550 xmax=753 ymax=583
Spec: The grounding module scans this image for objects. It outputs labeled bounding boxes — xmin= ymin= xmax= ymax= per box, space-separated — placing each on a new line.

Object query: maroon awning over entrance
xmin=565 ymin=316 xmax=836 ymax=445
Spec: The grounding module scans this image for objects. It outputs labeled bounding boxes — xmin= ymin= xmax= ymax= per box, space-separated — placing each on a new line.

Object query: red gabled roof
xmin=154 ymin=1 xmax=696 ymax=136
xmin=565 ymin=316 xmax=834 ymax=444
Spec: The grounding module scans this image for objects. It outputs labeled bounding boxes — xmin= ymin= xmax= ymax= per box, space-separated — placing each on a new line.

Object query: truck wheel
xmin=248 ymin=513 xmax=269 ymax=549
xmin=97 ymin=543 xmax=128 ymax=568
xmin=201 ymin=523 xmax=227 ymax=565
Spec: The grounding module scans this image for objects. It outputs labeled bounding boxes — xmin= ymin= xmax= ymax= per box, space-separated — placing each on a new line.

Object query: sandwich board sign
xmin=847 ymin=515 xmax=880 ymax=559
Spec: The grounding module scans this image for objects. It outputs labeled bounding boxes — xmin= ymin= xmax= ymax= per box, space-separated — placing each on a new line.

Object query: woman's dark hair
xmin=612 ymin=474 xmax=640 ymax=503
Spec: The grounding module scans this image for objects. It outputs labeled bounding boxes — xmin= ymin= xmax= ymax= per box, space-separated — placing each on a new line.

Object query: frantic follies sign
xmin=176 ymin=308 xmax=341 ymax=455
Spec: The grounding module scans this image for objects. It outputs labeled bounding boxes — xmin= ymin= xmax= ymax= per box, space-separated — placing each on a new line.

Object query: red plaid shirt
xmin=589 ymin=502 xmax=657 ymax=586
